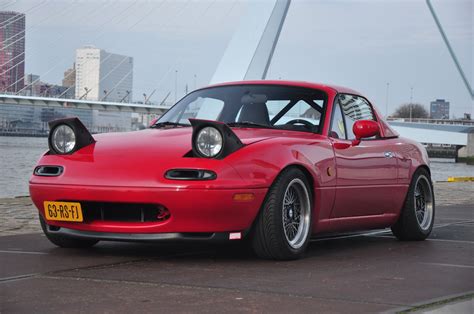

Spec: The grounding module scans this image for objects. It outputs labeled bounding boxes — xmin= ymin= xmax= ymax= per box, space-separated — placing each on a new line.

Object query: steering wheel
xmin=285 ymin=119 xmax=315 ymax=130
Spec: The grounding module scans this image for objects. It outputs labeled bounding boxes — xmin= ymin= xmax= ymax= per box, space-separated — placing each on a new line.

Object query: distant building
xmin=0 ymin=11 xmax=26 ymax=93
xmin=75 ymin=46 xmax=133 ymax=102
xmin=0 ymin=104 xmax=94 ymax=136
xmin=430 ymin=99 xmax=450 ymax=119
xmin=38 ymin=84 xmax=69 ymax=98
xmin=0 ymin=104 xmax=132 ymax=136
xmin=93 ymin=110 xmax=132 ymax=133
xmin=24 ymin=74 xmax=41 ymax=96
xmin=22 ymin=73 xmax=72 ymax=98
xmin=62 ymin=64 xmax=76 ymax=87
xmin=61 ymin=64 xmax=76 ymax=98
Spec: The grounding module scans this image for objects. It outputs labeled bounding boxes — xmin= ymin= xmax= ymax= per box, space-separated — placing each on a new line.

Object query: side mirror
xmin=352 ymin=120 xmax=380 ymax=145
xmin=149 ymin=117 xmax=159 ymax=128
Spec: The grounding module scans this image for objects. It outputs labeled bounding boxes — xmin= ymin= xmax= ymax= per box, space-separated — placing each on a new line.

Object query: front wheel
xmin=252 ymin=168 xmax=313 ymax=260
xmin=39 ymin=215 xmax=99 ymax=248
xmin=391 ymin=168 xmax=435 ymax=241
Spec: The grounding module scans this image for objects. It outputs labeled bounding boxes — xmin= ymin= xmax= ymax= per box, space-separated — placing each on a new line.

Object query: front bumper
xmin=30 ymin=183 xmax=267 ymax=234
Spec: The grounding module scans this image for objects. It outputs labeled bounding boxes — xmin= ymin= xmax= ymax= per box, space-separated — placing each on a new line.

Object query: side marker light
xmin=233 ymin=193 xmax=255 ymax=202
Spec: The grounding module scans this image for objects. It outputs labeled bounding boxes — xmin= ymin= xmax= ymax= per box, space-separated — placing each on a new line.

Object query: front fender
xmin=224 ymin=135 xmax=337 ymax=230
xmin=224 ymin=136 xmax=336 ymax=189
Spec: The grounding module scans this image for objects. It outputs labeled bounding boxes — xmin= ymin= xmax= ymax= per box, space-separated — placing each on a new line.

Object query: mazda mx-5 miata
xmin=30 ymin=81 xmax=435 ymax=260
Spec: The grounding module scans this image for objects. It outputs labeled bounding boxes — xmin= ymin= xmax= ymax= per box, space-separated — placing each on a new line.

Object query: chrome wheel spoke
xmin=282 ymin=178 xmax=311 ymax=249
xmin=416 ymin=210 xmax=424 ymax=223
xmin=413 ymin=175 xmax=434 ymax=231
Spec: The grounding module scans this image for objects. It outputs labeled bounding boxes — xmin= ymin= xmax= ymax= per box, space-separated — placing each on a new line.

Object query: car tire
xmin=252 ymin=167 xmax=313 ymax=260
xmin=391 ymin=168 xmax=435 ymax=241
xmin=39 ymin=215 xmax=99 ymax=248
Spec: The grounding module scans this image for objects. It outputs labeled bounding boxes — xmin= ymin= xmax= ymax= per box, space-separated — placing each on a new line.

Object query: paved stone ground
xmin=1 ymin=182 xmax=472 ymax=236
xmin=433 ymin=182 xmax=474 ymax=206
xmin=1 ymin=203 xmax=473 ymax=313
xmin=0 ymin=183 xmax=472 ymax=313
xmin=0 ymin=196 xmax=41 ymax=236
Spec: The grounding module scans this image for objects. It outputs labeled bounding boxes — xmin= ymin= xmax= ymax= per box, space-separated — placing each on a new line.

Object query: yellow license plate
xmin=44 ymin=201 xmax=83 ymax=222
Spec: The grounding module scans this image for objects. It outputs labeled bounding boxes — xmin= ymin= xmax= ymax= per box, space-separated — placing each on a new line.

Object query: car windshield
xmin=155 ymin=85 xmax=327 ymax=133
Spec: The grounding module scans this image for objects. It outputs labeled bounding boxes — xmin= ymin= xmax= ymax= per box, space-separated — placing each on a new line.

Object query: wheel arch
xmin=246 ymin=163 xmax=316 ymax=234
xmin=416 ymin=164 xmax=431 ymax=177
xmin=279 ymin=163 xmax=315 ymax=196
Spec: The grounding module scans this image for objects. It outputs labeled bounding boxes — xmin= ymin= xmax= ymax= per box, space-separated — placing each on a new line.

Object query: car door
xmin=329 ymin=94 xmax=398 ymax=218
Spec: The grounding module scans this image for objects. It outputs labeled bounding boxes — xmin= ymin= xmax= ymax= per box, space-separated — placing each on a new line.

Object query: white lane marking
xmin=0 ymin=250 xmax=48 ymax=255
xmin=426 ymin=238 xmax=474 ymax=244
xmin=436 ymin=217 xmax=474 ymax=221
xmin=310 ymin=219 xmax=474 ymax=242
xmin=434 ymin=220 xmax=474 ymax=229
xmin=0 ymin=273 xmax=40 ymax=283
xmin=421 ymin=263 xmax=474 ymax=269
xmin=311 ymin=230 xmax=391 ymax=242
xmin=371 ymin=235 xmax=474 ymax=244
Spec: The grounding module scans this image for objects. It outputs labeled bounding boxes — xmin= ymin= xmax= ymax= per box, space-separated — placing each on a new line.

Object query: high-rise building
xmin=62 ymin=64 xmax=76 ymax=88
xmin=75 ymin=46 xmax=133 ymax=102
xmin=24 ymin=74 xmax=40 ymax=96
xmin=0 ymin=11 xmax=26 ymax=93
xmin=430 ymin=99 xmax=450 ymax=119
xmin=61 ymin=64 xmax=76 ymax=99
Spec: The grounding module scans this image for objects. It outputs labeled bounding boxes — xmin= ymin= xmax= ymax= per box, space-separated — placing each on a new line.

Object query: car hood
xmin=32 ymin=127 xmax=289 ymax=188
xmin=91 ymin=127 xmax=287 ymax=158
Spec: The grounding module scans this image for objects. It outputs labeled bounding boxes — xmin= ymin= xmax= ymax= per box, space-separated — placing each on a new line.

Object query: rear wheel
xmin=252 ymin=168 xmax=313 ymax=260
xmin=39 ymin=215 xmax=99 ymax=248
xmin=391 ymin=168 xmax=435 ymax=240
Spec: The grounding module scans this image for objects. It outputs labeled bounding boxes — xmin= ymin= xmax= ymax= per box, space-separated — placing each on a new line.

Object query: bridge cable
xmin=58 ymin=0 xmax=172 ymax=99
xmin=5 ymin=0 xmax=142 ymax=94
xmin=0 ymin=1 xmax=47 ymax=29
xmin=0 ymin=2 xmax=87 ymax=72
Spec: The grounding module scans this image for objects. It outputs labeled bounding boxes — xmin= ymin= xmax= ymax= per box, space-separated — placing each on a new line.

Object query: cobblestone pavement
xmin=0 ymin=196 xmax=41 ymax=235
xmin=0 ymin=183 xmax=472 ymax=236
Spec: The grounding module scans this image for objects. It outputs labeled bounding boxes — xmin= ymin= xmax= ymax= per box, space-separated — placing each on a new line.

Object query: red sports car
xmin=30 ymin=81 xmax=435 ymax=260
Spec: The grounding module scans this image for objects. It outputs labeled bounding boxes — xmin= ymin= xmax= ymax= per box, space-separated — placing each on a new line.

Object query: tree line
xmin=391 ymin=103 xmax=429 ymax=119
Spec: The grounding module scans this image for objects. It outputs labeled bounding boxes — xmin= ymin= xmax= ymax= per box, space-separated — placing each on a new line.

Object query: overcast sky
xmin=3 ymin=0 xmax=472 ymax=117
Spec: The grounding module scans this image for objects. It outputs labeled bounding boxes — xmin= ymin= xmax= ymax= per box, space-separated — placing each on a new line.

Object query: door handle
xmin=384 ymin=151 xmax=394 ymax=158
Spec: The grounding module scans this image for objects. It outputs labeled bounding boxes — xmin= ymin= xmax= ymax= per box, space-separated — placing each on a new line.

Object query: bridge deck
xmin=0 ymin=94 xmax=168 ymax=114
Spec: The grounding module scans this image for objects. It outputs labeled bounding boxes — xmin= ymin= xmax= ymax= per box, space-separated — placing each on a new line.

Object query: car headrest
xmin=238 ymin=102 xmax=270 ymax=125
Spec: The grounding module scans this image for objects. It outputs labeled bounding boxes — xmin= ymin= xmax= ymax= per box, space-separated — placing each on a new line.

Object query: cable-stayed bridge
xmin=0 ymin=94 xmax=167 ymax=115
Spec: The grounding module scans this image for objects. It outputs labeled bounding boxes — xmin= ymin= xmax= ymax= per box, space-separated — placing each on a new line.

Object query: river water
xmin=0 ymin=136 xmax=473 ymax=198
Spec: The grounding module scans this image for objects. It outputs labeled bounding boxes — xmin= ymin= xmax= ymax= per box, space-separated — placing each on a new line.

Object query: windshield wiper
xmin=151 ymin=121 xmax=190 ymax=129
xmin=227 ymin=121 xmax=273 ymax=129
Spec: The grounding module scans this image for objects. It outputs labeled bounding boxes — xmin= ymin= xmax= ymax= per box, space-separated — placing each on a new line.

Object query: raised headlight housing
xmin=196 ymin=126 xmax=223 ymax=158
xmin=51 ymin=124 xmax=76 ymax=154
xmin=190 ymin=119 xmax=243 ymax=159
xmin=48 ymin=117 xmax=95 ymax=155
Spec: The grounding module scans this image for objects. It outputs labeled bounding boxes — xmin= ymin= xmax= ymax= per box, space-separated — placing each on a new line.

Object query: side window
xmin=329 ymin=103 xmax=346 ymax=139
xmin=338 ymin=94 xmax=375 ymax=139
